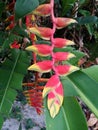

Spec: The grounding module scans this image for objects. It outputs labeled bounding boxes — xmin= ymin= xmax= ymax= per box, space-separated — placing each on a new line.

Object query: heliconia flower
xmin=5 ymin=15 xmax=14 ymax=22
xmin=43 ymin=74 xmax=64 ymax=118
xmin=54 ymin=17 xmax=77 ymax=29
xmin=53 ymin=52 xmax=75 ymax=62
xmin=26 ymin=15 xmax=36 ymax=28
xmin=28 ymin=60 xmax=53 ymax=73
xmin=47 ymin=82 xmax=63 ymax=118
xmin=55 ymin=65 xmax=79 ymax=76
xmin=6 ymin=23 xmax=15 ymax=30
xmin=30 ymin=33 xmax=36 ymax=42
xmin=53 ymin=38 xmax=75 ymax=48
xmin=26 ymin=44 xmax=52 ymax=57
xmin=6 ymin=1 xmax=15 ymax=11
xmin=28 ymin=27 xmax=53 ymax=40
xmin=26 ymin=15 xmax=32 ymax=28
xmin=10 ymin=41 xmax=20 ymax=49
xmin=43 ymin=75 xmax=60 ymax=98
xmin=33 ymin=4 xmax=51 ymax=16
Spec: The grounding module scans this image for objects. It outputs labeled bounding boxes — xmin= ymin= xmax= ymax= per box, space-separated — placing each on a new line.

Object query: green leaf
xmin=0 ymin=49 xmax=30 ymax=129
xmin=68 ymin=70 xmax=98 ymax=118
xmin=12 ymin=25 xmax=28 ymax=37
xmin=61 ymin=0 xmax=76 ymax=16
xmin=38 ymin=0 xmax=46 ymax=4
xmin=15 ymin=0 xmax=39 ymax=20
xmin=0 ymin=2 xmax=5 ymax=17
xmin=61 ymin=77 xmax=77 ymax=96
xmin=77 ymin=16 xmax=98 ymax=25
xmin=45 ymin=97 xmax=87 ymax=130
xmin=82 ymin=65 xmax=98 ymax=82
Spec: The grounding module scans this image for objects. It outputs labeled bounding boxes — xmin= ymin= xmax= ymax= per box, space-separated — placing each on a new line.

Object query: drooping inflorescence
xmin=25 ymin=0 xmax=79 ymax=117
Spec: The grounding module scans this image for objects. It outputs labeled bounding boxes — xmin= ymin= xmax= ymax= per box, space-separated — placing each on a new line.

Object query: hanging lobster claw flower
xmin=28 ymin=60 xmax=53 ymax=73
xmin=43 ymin=75 xmax=60 ymax=97
xmin=48 ymin=83 xmax=63 ymax=118
xmin=55 ymin=65 xmax=79 ymax=76
xmin=6 ymin=1 xmax=15 ymax=11
xmin=33 ymin=4 xmax=51 ymax=16
xmin=6 ymin=23 xmax=15 ymax=30
xmin=53 ymin=38 xmax=75 ymax=48
xmin=26 ymin=44 xmax=52 ymax=57
xmin=28 ymin=27 xmax=53 ymax=40
xmin=26 ymin=15 xmax=36 ymax=28
xmin=10 ymin=40 xmax=20 ymax=49
xmin=30 ymin=33 xmax=37 ymax=42
xmin=53 ymin=52 xmax=75 ymax=62
xmin=55 ymin=17 xmax=77 ymax=29
xmin=5 ymin=15 xmax=14 ymax=22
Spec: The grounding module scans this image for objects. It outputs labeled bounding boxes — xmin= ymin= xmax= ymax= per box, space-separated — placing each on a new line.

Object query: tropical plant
xmin=0 ymin=0 xmax=98 ymax=130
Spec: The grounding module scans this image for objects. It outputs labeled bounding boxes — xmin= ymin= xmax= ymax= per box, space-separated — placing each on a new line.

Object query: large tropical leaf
xmin=82 ymin=65 xmax=98 ymax=82
xmin=0 ymin=49 xmax=30 ymax=129
xmin=45 ymin=97 xmax=87 ymax=130
xmin=67 ymin=70 xmax=98 ymax=118
xmin=15 ymin=0 xmax=39 ymax=20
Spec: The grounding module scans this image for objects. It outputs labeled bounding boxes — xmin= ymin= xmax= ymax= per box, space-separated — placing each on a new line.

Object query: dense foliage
xmin=0 ymin=0 xmax=98 ymax=129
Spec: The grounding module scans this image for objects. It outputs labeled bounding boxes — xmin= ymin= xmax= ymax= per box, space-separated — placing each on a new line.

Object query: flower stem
xmin=50 ymin=0 xmax=58 ymax=75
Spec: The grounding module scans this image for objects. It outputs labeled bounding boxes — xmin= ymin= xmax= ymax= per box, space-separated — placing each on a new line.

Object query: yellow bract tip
xmin=25 ymin=46 xmax=38 ymax=52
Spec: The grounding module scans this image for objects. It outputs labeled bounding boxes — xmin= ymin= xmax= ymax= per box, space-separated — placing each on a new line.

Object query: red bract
xmin=33 ymin=4 xmax=51 ymax=16
xmin=53 ymin=52 xmax=75 ymax=61
xmin=5 ymin=15 xmax=14 ymax=22
xmin=24 ymin=87 xmax=43 ymax=114
xmin=10 ymin=41 xmax=20 ymax=49
xmin=6 ymin=23 xmax=15 ymax=30
xmin=53 ymin=38 xmax=75 ymax=48
xmin=55 ymin=17 xmax=77 ymax=29
xmin=43 ymin=74 xmax=63 ymax=118
xmin=43 ymin=75 xmax=60 ymax=97
xmin=26 ymin=44 xmax=52 ymax=56
xmin=55 ymin=65 xmax=79 ymax=76
xmin=26 ymin=15 xmax=35 ymax=28
xmin=28 ymin=60 xmax=53 ymax=73
xmin=6 ymin=1 xmax=15 ymax=11
xmin=28 ymin=27 xmax=53 ymax=40
xmin=30 ymin=33 xmax=36 ymax=42
xmin=48 ymin=82 xmax=63 ymax=118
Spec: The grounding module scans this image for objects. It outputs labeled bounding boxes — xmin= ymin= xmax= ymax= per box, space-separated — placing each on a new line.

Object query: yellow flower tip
xmin=66 ymin=40 xmax=75 ymax=46
xmin=6 ymin=26 xmax=10 ymax=30
xmin=25 ymin=46 xmax=38 ymax=52
xmin=68 ymin=53 xmax=76 ymax=59
xmin=31 ymin=15 xmax=36 ymax=21
xmin=28 ymin=64 xmax=39 ymax=71
xmin=70 ymin=66 xmax=79 ymax=73
xmin=43 ymin=88 xmax=51 ymax=98
xmin=29 ymin=27 xmax=39 ymax=34
xmin=49 ymin=103 xmax=60 ymax=118
xmin=69 ymin=19 xmax=78 ymax=24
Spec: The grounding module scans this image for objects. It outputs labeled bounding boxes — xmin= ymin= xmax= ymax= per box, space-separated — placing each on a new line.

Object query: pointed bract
xmin=55 ymin=65 xmax=79 ymax=76
xmin=48 ymin=83 xmax=63 ymax=118
xmin=5 ymin=15 xmax=14 ymax=22
xmin=26 ymin=44 xmax=52 ymax=56
xmin=10 ymin=41 xmax=20 ymax=49
xmin=53 ymin=52 xmax=75 ymax=61
xmin=28 ymin=60 xmax=53 ymax=73
xmin=6 ymin=23 xmax=15 ymax=30
xmin=29 ymin=27 xmax=53 ymax=40
xmin=33 ymin=4 xmax=51 ymax=16
xmin=53 ymin=38 xmax=75 ymax=48
xmin=43 ymin=75 xmax=60 ymax=97
xmin=55 ymin=17 xmax=77 ymax=29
